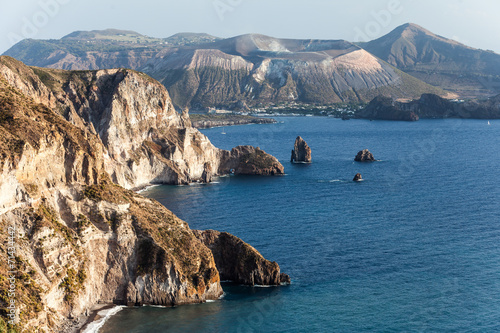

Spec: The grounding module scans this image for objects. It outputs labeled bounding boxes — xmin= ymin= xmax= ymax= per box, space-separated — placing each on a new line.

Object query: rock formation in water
xmin=353 ymin=173 xmax=363 ymax=182
xmin=220 ymin=146 xmax=285 ymax=176
xmin=291 ymin=136 xmax=312 ymax=163
xmin=0 ymin=56 xmax=287 ymax=332
xmin=193 ymin=230 xmax=290 ymax=286
xmin=355 ymin=149 xmax=376 ymax=162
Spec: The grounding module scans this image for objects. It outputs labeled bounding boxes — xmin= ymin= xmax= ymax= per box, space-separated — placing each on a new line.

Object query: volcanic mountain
xmin=361 ymin=23 xmax=500 ymax=97
xmin=3 ymin=29 xmax=443 ymax=109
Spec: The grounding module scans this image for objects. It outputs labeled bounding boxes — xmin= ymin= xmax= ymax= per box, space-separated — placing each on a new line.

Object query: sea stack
xmin=353 ymin=173 xmax=363 ymax=182
xmin=201 ymin=163 xmax=213 ymax=183
xmin=355 ymin=149 xmax=376 ymax=162
xmin=291 ymin=136 xmax=312 ymax=163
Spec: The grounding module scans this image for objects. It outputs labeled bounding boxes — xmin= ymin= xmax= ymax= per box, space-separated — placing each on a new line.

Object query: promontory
xmin=0 ymin=56 xmax=287 ymax=332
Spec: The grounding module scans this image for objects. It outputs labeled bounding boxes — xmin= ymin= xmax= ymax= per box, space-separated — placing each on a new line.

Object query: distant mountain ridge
xmin=3 ymin=29 xmax=219 ymax=72
xmin=139 ymin=33 xmax=442 ymax=109
xmin=361 ymin=23 xmax=500 ymax=97
xmin=62 ymin=28 xmax=150 ymax=39
xmin=7 ymin=24 xmax=500 ymax=108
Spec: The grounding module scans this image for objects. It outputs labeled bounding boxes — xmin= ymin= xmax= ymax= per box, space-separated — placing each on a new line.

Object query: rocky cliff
xmin=0 ymin=56 xmax=283 ymax=190
xmin=220 ymin=146 xmax=285 ymax=176
xmin=193 ymin=230 xmax=290 ymax=286
xmin=0 ymin=56 xmax=287 ymax=332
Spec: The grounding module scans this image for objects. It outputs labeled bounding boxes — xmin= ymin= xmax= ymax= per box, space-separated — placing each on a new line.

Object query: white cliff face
xmin=0 ymin=57 xmax=226 ymax=332
xmin=253 ymin=49 xmax=399 ymax=92
xmin=0 ymin=184 xmax=223 ymax=332
xmin=3 ymin=59 xmax=226 ymax=190
xmin=188 ymin=49 xmax=254 ymax=71
xmin=0 ymin=56 xmax=286 ymax=332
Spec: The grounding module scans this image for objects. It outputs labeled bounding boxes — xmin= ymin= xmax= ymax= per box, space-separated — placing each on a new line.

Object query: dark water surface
xmin=100 ymin=117 xmax=500 ymax=332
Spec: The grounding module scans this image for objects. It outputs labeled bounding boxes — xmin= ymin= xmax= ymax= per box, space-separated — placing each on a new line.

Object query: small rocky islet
xmin=291 ymin=136 xmax=312 ymax=163
xmin=353 ymin=173 xmax=363 ymax=182
xmin=289 ymin=138 xmax=379 ymax=181
xmin=355 ymin=149 xmax=376 ymax=162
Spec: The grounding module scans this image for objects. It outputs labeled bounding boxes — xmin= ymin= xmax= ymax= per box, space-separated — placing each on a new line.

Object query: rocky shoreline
xmin=61 ymin=304 xmax=116 ymax=333
xmin=0 ymin=56 xmax=288 ymax=332
xmin=190 ymin=114 xmax=276 ymax=129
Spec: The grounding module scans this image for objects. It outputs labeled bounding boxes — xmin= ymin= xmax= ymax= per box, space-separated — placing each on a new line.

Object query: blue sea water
xmin=100 ymin=117 xmax=500 ymax=332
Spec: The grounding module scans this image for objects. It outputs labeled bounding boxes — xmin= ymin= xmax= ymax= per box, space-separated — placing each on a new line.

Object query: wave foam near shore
xmin=82 ymin=306 xmax=125 ymax=333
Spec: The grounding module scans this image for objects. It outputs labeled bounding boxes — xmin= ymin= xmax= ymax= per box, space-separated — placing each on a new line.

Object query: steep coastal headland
xmin=0 ymin=56 xmax=287 ymax=332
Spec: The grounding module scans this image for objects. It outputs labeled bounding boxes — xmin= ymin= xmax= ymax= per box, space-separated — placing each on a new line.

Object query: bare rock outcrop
xmin=355 ymin=149 xmax=376 ymax=162
xmin=193 ymin=230 xmax=290 ymax=286
xmin=220 ymin=146 xmax=285 ymax=176
xmin=201 ymin=163 xmax=213 ymax=183
xmin=353 ymin=173 xmax=363 ymax=182
xmin=291 ymin=136 xmax=312 ymax=163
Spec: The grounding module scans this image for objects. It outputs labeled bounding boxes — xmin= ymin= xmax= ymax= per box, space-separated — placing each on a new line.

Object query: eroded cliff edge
xmin=0 ymin=56 xmax=287 ymax=332
xmin=0 ymin=56 xmax=283 ymax=190
xmin=194 ymin=230 xmax=290 ymax=286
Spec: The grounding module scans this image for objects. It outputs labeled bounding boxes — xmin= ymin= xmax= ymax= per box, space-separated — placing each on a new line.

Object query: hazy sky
xmin=1 ymin=0 xmax=500 ymax=54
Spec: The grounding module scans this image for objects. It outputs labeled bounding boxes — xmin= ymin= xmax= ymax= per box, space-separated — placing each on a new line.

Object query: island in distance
xmin=357 ymin=94 xmax=500 ymax=121
xmin=4 ymin=24 xmax=454 ymax=111
xmin=6 ymin=23 xmax=500 ymax=118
